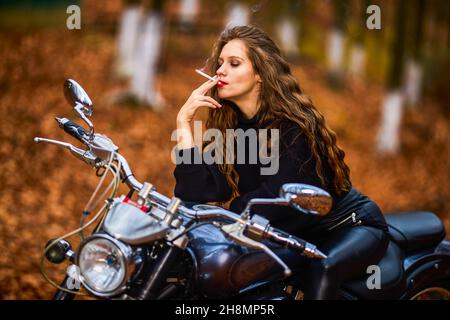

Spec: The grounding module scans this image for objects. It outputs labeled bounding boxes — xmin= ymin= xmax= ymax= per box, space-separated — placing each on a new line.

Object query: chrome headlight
xmin=77 ymin=234 xmax=134 ymax=296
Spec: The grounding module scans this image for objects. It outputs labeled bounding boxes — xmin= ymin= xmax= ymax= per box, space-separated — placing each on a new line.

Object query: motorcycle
xmin=35 ymin=79 xmax=450 ymax=300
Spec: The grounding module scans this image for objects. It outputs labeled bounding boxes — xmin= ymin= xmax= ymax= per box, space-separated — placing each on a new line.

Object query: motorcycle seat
xmin=341 ymin=240 xmax=406 ymax=299
xmin=385 ymin=211 xmax=446 ymax=254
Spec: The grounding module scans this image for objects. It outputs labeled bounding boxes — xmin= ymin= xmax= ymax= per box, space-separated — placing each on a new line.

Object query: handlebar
xmin=34 ymin=115 xmax=326 ymax=276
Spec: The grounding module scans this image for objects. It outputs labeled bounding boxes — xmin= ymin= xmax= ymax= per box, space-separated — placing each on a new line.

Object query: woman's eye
xmin=217 ymin=61 xmax=239 ymax=67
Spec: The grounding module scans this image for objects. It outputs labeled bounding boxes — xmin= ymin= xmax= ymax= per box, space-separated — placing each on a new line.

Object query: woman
xmin=173 ymin=26 xmax=389 ymax=299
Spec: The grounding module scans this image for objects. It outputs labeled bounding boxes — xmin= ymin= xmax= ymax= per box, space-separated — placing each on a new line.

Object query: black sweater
xmin=174 ymin=104 xmax=387 ymax=237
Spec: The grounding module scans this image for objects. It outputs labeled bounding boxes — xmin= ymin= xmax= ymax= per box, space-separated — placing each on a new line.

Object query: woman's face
xmin=215 ymin=39 xmax=261 ymax=102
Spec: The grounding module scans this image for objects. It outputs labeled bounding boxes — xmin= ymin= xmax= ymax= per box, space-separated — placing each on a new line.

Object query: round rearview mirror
xmin=280 ymin=183 xmax=333 ymax=216
xmin=63 ymin=79 xmax=93 ymax=116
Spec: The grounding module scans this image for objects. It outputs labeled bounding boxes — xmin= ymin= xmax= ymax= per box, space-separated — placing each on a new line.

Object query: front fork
xmin=130 ymin=245 xmax=182 ymax=300
xmin=53 ymin=276 xmax=78 ymax=300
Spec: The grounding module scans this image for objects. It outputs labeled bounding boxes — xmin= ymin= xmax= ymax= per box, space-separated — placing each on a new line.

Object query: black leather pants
xmin=303 ymin=225 xmax=389 ymax=300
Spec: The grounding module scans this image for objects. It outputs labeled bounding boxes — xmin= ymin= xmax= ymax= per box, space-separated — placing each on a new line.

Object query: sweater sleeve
xmin=173 ymin=147 xmax=232 ymax=202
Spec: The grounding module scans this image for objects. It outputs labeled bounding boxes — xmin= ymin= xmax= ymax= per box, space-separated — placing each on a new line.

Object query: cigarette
xmin=195 ymin=69 xmax=218 ymax=81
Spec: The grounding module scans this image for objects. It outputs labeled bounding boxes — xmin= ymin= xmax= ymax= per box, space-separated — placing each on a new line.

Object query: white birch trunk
xmin=404 ymin=59 xmax=423 ymax=108
xmin=276 ymin=16 xmax=299 ymax=57
xmin=349 ymin=44 xmax=366 ymax=77
xmin=179 ymin=0 xmax=199 ymax=25
xmin=376 ymin=91 xmax=404 ymax=154
xmin=225 ymin=3 xmax=249 ymax=29
xmin=327 ymin=29 xmax=345 ymax=75
xmin=131 ymin=12 xmax=165 ymax=110
xmin=116 ymin=5 xmax=142 ymax=78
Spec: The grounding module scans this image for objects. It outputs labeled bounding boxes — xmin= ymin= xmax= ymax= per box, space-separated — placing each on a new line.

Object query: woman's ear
xmin=256 ymin=74 xmax=262 ymax=84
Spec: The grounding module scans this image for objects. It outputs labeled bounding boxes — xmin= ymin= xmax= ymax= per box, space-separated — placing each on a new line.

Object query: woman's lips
xmin=217 ymin=81 xmax=227 ymax=88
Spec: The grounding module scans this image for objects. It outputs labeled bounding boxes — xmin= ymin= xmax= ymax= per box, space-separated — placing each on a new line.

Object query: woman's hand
xmin=176 ymin=77 xmax=222 ymax=124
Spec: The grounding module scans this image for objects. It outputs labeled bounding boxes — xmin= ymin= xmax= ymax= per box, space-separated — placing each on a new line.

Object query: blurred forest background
xmin=0 ymin=0 xmax=449 ymax=299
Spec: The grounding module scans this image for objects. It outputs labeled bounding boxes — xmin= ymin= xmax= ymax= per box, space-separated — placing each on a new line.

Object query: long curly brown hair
xmin=203 ymin=26 xmax=351 ymax=199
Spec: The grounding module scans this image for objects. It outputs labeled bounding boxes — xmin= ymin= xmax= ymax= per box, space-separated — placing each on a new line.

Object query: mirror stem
xmin=75 ymin=103 xmax=94 ymax=139
xmin=240 ymin=198 xmax=288 ymax=220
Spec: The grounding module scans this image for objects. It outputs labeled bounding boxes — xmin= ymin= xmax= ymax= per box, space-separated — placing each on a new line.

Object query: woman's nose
xmin=216 ymin=65 xmax=226 ymax=76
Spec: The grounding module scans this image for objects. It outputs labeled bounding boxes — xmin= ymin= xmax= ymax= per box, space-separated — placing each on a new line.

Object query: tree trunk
xmin=225 ymin=1 xmax=249 ymax=29
xmin=327 ymin=0 xmax=349 ymax=85
xmin=404 ymin=0 xmax=426 ymax=108
xmin=115 ymin=4 xmax=142 ymax=78
xmin=349 ymin=0 xmax=369 ymax=77
xmin=178 ymin=0 xmax=199 ymax=31
xmin=276 ymin=0 xmax=300 ymax=58
xmin=376 ymin=0 xmax=407 ymax=154
xmin=130 ymin=2 xmax=166 ymax=110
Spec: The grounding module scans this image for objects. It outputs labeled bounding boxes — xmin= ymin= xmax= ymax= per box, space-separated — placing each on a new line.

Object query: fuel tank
xmin=188 ymin=223 xmax=306 ymax=298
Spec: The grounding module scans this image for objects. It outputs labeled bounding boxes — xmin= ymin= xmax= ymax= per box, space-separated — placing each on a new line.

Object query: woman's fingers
xmin=178 ymin=79 xmax=221 ymax=123
xmin=199 ymin=96 xmax=222 ymax=108
xmin=195 ymin=100 xmax=218 ymax=109
xmin=194 ymin=97 xmax=220 ymax=109
xmin=195 ymin=77 xmax=219 ymax=95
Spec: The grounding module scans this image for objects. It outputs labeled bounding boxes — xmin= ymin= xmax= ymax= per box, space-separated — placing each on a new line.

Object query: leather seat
xmin=385 ymin=211 xmax=446 ymax=254
xmin=341 ymin=240 xmax=406 ymax=299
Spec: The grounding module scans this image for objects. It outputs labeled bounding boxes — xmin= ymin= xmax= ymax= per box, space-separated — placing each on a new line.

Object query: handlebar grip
xmin=285 ymin=235 xmax=307 ymax=252
xmin=266 ymin=228 xmax=301 ymax=248
xmin=56 ymin=117 xmax=88 ymax=143
xmin=266 ymin=227 xmax=327 ymax=259
xmin=265 ymin=227 xmax=308 ymax=252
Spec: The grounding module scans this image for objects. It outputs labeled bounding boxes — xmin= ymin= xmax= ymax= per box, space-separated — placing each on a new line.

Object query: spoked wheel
xmin=410 ymin=285 xmax=450 ymax=300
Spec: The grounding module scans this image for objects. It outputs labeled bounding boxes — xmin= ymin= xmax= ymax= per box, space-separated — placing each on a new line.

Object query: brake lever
xmin=34 ymin=137 xmax=99 ymax=167
xmin=221 ymin=222 xmax=292 ymax=277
